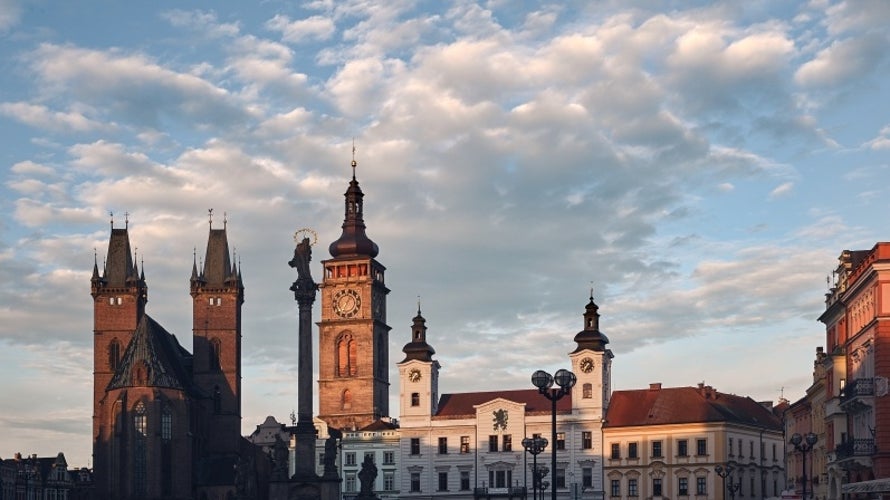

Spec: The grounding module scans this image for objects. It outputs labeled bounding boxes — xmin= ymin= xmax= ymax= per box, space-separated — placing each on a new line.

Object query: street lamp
xmin=790 ymin=432 xmax=818 ymax=500
xmin=715 ymin=464 xmax=740 ymax=500
xmin=522 ymin=437 xmax=548 ymax=500
xmin=532 ymin=369 xmax=577 ymax=500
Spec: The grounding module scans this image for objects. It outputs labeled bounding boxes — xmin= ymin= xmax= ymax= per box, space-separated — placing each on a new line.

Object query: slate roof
xmin=604 ymin=384 xmax=782 ymax=430
xmin=108 ymin=314 xmax=193 ymax=391
xmin=435 ymin=389 xmax=572 ymax=418
xmin=104 ymin=228 xmax=137 ymax=287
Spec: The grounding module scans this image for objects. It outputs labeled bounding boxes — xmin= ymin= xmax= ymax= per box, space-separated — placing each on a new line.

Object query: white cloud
xmin=770 ymin=181 xmax=794 ymax=198
xmin=266 ymin=14 xmax=336 ymax=43
xmin=795 ymin=34 xmax=887 ymax=88
xmin=0 ymin=102 xmax=111 ymax=133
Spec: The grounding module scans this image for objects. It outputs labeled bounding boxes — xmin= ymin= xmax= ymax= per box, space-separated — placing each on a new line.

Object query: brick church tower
xmin=191 ymin=216 xmax=245 ymax=455
xmin=91 ymin=217 xmax=253 ymax=499
xmin=317 ymin=160 xmax=391 ymax=430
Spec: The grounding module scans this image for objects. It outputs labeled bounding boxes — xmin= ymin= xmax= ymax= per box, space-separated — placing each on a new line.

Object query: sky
xmin=1 ymin=0 xmax=888 ymax=468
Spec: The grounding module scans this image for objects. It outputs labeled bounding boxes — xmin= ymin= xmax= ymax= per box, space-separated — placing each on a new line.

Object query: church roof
xmin=104 ymin=228 xmax=138 ymax=287
xmin=605 ymin=384 xmax=782 ymax=429
xmin=108 ymin=314 xmax=193 ymax=391
xmin=435 ymin=389 xmax=572 ymax=418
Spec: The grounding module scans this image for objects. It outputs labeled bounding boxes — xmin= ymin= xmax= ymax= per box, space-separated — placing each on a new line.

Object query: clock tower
xmin=569 ymin=294 xmax=613 ymax=418
xmin=397 ymin=306 xmax=440 ymax=425
xmin=317 ymin=160 xmax=391 ymax=430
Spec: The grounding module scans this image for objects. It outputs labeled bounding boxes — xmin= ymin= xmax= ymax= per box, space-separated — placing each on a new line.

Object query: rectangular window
xmin=318 ymin=453 xmax=325 ymax=466
xmin=696 ymin=477 xmax=707 ymax=495
xmin=461 ymin=435 xmax=470 ymax=454
xmin=383 ymin=451 xmax=394 ymax=464
xmin=610 ymin=443 xmax=620 ymax=459
xmin=582 ymin=467 xmax=593 ymax=488
xmin=772 ymin=443 xmax=777 ymax=460
xmin=346 ymin=473 xmax=356 ymax=492
xmin=653 ymin=478 xmax=662 ymax=496
xmin=489 ymin=435 xmax=498 ymax=452
xmin=410 ymin=438 xmax=420 ymax=455
xmin=556 ymin=468 xmax=566 ymax=489
xmin=438 ymin=437 xmax=448 ymax=454
xmin=628 ymin=442 xmax=638 ymax=459
xmin=678 ymin=477 xmax=688 ymax=496
xmin=697 ymin=438 xmax=707 ymax=456
xmin=345 ymin=452 xmax=356 ymax=466
xmin=582 ymin=431 xmax=593 ymax=449
xmin=503 ymin=434 xmax=512 ymax=452
xmin=611 ymin=479 xmax=620 ymax=497
xmin=411 ymin=472 xmax=421 ymax=492
xmin=652 ymin=440 xmax=663 ymax=458
xmin=411 ymin=392 xmax=420 ymax=406
xmin=438 ymin=472 xmax=448 ymax=491
xmin=678 ymin=439 xmax=688 ymax=457
xmin=461 ymin=471 xmax=470 ymax=490
xmin=556 ymin=432 xmax=566 ymax=450
xmin=738 ymin=438 xmax=743 ymax=457
xmin=628 ymin=478 xmax=638 ymax=497
xmin=729 ymin=437 xmax=734 ymax=456
xmin=384 ymin=471 xmax=394 ymax=491
xmin=749 ymin=440 xmax=754 ymax=458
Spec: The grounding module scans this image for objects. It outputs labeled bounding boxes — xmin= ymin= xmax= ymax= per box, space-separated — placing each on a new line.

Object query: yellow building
xmin=603 ymin=383 xmax=785 ymax=500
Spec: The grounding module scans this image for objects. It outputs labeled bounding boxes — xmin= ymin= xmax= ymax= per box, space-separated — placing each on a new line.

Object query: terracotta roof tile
xmin=605 ymin=385 xmax=782 ymax=430
xmin=435 ymin=389 xmax=572 ymax=418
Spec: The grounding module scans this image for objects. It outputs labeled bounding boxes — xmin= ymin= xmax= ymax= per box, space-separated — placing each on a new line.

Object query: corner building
xmin=91 ymin=221 xmax=267 ymax=500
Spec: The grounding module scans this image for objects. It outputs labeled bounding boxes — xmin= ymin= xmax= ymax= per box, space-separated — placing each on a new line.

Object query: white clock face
xmin=333 ymin=289 xmax=361 ymax=318
xmin=408 ymin=369 xmax=422 ymax=382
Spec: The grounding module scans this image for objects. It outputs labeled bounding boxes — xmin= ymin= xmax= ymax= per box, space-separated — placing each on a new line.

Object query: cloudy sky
xmin=1 ymin=0 xmax=889 ymax=467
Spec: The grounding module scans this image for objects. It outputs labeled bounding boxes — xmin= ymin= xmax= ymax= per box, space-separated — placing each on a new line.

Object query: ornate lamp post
xmin=790 ymin=432 xmax=818 ymax=500
xmin=532 ymin=369 xmax=577 ymax=500
xmin=522 ymin=437 xmax=548 ymax=500
xmin=715 ymin=464 xmax=740 ymax=500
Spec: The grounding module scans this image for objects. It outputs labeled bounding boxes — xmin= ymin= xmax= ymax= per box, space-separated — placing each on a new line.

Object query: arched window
xmin=161 ymin=407 xmax=172 ymax=441
xmin=582 ymin=383 xmax=593 ymax=399
xmin=210 ymin=338 xmax=221 ymax=371
xmin=342 ymin=389 xmax=352 ymax=410
xmin=108 ymin=340 xmax=121 ymax=371
xmin=336 ymin=333 xmax=357 ymax=377
xmin=133 ymin=402 xmax=147 ymax=496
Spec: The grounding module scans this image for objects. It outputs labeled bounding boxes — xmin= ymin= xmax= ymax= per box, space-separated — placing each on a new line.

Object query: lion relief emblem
xmin=492 ymin=408 xmax=509 ymax=431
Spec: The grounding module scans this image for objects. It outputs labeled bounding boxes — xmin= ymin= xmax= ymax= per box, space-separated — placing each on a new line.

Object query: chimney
xmin=649 ymin=382 xmax=662 ymax=391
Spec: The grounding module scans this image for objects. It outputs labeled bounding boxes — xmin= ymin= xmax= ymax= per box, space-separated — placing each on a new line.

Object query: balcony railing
xmin=836 ymin=438 xmax=876 ymax=459
xmin=840 ymin=378 xmax=874 ymax=408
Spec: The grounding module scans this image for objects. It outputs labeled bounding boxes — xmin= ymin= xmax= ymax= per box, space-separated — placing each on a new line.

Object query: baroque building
xmin=91 ymin=218 xmax=268 ymax=500
xmin=818 ymin=243 xmax=890 ymax=497
xmin=603 ymin=383 xmax=785 ymax=500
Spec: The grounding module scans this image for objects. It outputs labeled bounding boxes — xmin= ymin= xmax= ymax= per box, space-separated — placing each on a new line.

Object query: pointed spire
xmin=572 ymin=292 xmax=609 ymax=353
xmin=191 ymin=247 xmax=199 ymax=282
xmin=329 ymin=147 xmax=379 ymax=259
xmin=92 ymin=248 xmax=101 ymax=281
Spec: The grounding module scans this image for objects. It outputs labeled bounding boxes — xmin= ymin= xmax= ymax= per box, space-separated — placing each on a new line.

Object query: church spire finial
xmin=351 ymin=139 xmax=357 ymax=180
xmin=208 ymin=208 xmax=214 ymax=229
xmin=109 ymin=211 xmax=114 ymax=230
xmin=125 ymin=211 xmax=129 ymax=229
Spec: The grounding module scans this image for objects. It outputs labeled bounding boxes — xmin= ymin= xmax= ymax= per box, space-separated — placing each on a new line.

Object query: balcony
xmin=836 ymin=438 xmax=876 ymax=459
xmin=840 ymin=378 xmax=874 ymax=412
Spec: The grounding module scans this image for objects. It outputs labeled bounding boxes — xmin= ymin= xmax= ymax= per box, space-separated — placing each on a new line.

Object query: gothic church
xmin=91 ymin=218 xmax=267 ymax=500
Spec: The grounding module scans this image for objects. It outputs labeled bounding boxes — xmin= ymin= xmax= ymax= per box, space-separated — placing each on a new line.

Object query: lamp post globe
xmin=532 ymin=369 xmax=575 ymax=500
xmin=790 ymin=432 xmax=818 ymax=500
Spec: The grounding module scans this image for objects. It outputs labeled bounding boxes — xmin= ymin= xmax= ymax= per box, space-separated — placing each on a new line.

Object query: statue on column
xmin=355 ymin=454 xmax=379 ymax=499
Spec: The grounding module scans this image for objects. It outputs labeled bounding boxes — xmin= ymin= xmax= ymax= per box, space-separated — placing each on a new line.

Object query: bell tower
xmin=569 ymin=293 xmax=613 ymax=418
xmin=91 ymin=217 xmax=147 ymax=495
xmin=318 ymin=157 xmax=391 ymax=430
xmin=397 ymin=306 xmax=440 ymax=425
xmin=191 ymin=212 xmax=244 ymax=453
